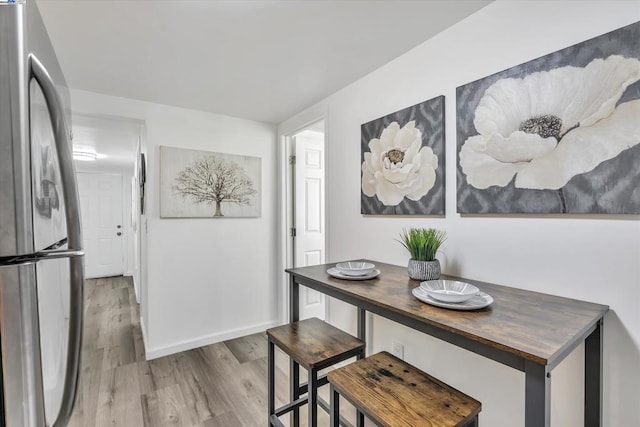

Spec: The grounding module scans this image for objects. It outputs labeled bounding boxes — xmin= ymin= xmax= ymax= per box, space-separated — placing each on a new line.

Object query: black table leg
xmin=585 ymin=319 xmax=603 ymax=427
xmin=290 ymin=274 xmax=299 ymax=322
xmin=525 ymin=360 xmax=550 ymax=427
xmin=289 ymin=275 xmax=300 ymax=426
xmin=268 ymin=340 xmax=275 ymax=422
xmin=357 ymin=308 xmax=365 ymax=359
xmin=356 ymin=308 xmax=366 ymax=427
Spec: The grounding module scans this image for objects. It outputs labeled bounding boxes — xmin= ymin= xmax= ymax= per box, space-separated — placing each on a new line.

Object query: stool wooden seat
xmin=267 ymin=317 xmax=365 ymax=427
xmin=327 ymin=351 xmax=481 ymax=427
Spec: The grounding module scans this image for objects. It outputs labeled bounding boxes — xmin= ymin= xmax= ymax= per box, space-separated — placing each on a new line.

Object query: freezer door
xmin=30 ymin=80 xmax=67 ymax=250
xmin=0 ymin=2 xmax=34 ymax=260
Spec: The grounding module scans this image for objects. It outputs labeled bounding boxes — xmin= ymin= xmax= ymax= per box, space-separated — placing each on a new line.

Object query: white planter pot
xmin=407 ymin=259 xmax=441 ymax=281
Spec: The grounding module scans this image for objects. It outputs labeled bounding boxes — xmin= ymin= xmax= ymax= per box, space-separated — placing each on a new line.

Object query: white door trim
xmin=277 ymin=108 xmax=330 ymax=325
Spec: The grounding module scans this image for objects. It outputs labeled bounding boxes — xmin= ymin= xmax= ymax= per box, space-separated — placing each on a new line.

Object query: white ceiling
xmin=72 ymin=114 xmax=143 ymax=175
xmin=38 ymin=0 xmax=492 ymax=125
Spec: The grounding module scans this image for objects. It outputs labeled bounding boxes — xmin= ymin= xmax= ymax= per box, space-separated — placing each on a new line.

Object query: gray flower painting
xmin=457 ymin=20 xmax=640 ymax=214
xmin=361 ymin=96 xmax=445 ymax=215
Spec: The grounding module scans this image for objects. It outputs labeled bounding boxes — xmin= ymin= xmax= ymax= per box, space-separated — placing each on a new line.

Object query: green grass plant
xmin=397 ymin=228 xmax=446 ymax=261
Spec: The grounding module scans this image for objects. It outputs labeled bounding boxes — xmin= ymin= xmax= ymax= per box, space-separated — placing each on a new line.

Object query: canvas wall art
xmin=457 ymin=20 xmax=640 ymax=214
xmin=160 ymin=146 xmax=261 ymax=218
xmin=361 ymin=95 xmax=445 ymax=215
xmin=139 ymin=152 xmax=146 ymax=215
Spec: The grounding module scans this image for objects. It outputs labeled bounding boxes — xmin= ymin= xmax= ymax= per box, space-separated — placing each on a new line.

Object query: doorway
xmin=77 ymin=172 xmax=125 ymax=278
xmin=289 ymin=120 xmax=326 ymax=320
xmin=71 ymin=113 xmax=144 ymax=300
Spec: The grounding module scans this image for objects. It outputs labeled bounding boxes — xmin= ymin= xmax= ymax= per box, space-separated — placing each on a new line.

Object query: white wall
xmin=280 ymin=1 xmax=640 ymax=426
xmin=123 ymin=173 xmax=134 ymax=277
xmin=71 ymin=89 xmax=279 ymax=358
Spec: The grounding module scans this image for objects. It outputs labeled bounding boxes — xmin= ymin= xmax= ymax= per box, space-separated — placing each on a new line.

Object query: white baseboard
xmin=144 ymin=319 xmax=280 ymax=360
xmin=140 ymin=316 xmax=149 ymax=356
xmin=132 ymin=274 xmax=140 ymax=304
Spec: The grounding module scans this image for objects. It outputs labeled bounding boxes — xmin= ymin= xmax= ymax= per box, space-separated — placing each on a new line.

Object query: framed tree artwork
xmin=138 ymin=152 xmax=146 ymax=215
xmin=361 ymin=96 xmax=445 ymax=215
xmin=160 ymin=146 xmax=261 ymax=218
xmin=457 ymin=20 xmax=640 ymax=214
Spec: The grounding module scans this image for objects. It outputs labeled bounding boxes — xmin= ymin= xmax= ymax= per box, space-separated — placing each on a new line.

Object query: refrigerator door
xmin=30 ymin=75 xmax=70 ymax=426
xmin=0 ymin=2 xmax=42 ymax=425
xmin=31 ymin=79 xmax=67 ymax=251
xmin=0 ymin=263 xmax=45 ymax=427
xmin=35 ymin=256 xmax=70 ymax=426
xmin=29 ymin=34 xmax=84 ymax=427
xmin=0 ymin=2 xmax=84 ymax=427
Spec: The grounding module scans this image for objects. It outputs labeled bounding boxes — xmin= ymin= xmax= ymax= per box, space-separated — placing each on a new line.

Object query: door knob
xmin=117 ymin=225 xmax=122 ymax=229
xmin=117 ymin=232 xmax=122 ymax=236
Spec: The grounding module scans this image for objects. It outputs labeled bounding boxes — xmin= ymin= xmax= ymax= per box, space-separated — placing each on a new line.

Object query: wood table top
xmin=286 ymin=260 xmax=609 ymax=367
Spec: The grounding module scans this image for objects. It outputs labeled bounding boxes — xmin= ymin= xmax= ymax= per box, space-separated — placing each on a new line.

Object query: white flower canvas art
xmin=457 ymin=20 xmax=640 ymax=214
xmin=160 ymin=146 xmax=261 ymax=218
xmin=361 ymin=96 xmax=445 ymax=215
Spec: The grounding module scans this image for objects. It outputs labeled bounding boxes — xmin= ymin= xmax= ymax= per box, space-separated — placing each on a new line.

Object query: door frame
xmin=277 ymin=108 xmax=329 ymax=324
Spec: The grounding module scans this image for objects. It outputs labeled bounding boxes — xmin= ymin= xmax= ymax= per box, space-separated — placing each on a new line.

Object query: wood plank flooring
xmin=69 ymin=276 xmax=364 ymax=427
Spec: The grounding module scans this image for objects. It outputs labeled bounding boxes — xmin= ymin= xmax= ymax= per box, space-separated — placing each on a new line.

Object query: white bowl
xmin=335 ymin=261 xmax=376 ymax=276
xmin=420 ymin=280 xmax=479 ymax=303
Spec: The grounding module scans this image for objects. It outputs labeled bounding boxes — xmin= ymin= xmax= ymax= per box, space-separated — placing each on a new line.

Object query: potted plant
xmin=397 ymin=227 xmax=447 ymax=281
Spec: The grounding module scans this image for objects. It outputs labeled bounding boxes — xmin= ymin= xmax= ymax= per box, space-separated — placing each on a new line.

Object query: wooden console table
xmin=286 ymin=260 xmax=608 ymax=427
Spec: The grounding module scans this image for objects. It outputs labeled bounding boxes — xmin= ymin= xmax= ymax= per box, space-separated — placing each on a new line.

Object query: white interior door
xmin=293 ymin=131 xmax=326 ymax=320
xmin=77 ymin=173 xmax=124 ymax=278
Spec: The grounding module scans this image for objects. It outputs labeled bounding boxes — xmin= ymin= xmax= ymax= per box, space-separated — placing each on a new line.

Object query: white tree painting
xmin=160 ymin=146 xmax=261 ymax=218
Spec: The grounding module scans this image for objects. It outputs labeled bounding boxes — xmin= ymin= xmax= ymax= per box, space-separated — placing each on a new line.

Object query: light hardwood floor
xmin=69 ymin=276 xmax=360 ymax=427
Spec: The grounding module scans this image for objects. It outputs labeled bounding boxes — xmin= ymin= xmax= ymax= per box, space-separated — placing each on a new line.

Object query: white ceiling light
xmin=73 ymin=150 xmax=97 ymax=161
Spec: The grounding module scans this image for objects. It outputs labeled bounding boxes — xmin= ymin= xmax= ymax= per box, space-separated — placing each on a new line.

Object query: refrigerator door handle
xmin=0 ymin=248 xmax=84 ymax=267
xmin=30 ymin=54 xmax=84 ymax=427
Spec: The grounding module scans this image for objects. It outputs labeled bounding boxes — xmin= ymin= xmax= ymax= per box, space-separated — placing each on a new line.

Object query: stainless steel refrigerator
xmin=0 ymin=1 xmax=84 ymax=426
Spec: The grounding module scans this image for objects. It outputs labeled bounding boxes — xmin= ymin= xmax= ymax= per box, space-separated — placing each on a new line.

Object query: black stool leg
xmin=308 ymin=368 xmax=318 ymax=427
xmin=268 ymin=339 xmax=275 ymax=424
xmin=330 ymin=384 xmax=340 ymax=427
xmin=356 ymin=348 xmax=365 ymax=427
xmin=290 ymin=358 xmax=300 ymax=427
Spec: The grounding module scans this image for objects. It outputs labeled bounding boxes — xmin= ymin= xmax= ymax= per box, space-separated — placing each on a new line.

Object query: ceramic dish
xmin=327 ymin=267 xmax=380 ymax=281
xmin=420 ymin=279 xmax=479 ymax=303
xmin=335 ymin=261 xmax=376 ymax=276
xmin=412 ymin=286 xmax=493 ymax=310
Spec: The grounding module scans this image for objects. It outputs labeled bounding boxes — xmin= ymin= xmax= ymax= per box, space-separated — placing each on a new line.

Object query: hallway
xmin=70 ymin=276 xmax=284 ymax=426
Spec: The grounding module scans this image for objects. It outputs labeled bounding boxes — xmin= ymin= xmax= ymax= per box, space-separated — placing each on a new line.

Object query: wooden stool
xmin=267 ymin=317 xmax=366 ymax=427
xmin=328 ymin=351 xmax=481 ymax=427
